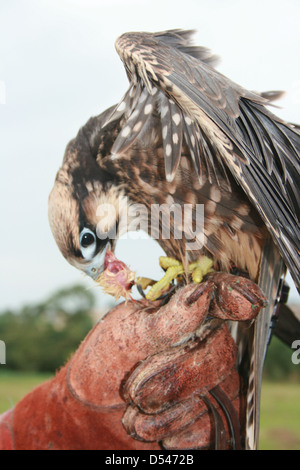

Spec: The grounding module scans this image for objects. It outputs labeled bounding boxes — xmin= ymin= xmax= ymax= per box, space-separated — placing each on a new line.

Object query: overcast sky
xmin=0 ymin=0 xmax=299 ymax=311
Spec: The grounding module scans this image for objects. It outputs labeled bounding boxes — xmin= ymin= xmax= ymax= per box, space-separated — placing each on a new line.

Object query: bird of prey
xmin=48 ymin=30 xmax=300 ymax=449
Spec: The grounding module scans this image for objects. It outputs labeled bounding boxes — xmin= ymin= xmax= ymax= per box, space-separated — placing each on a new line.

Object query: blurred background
xmin=0 ymin=0 xmax=299 ymax=450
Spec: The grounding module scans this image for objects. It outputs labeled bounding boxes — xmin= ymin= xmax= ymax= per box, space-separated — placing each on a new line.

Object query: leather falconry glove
xmin=0 ymin=273 xmax=266 ymax=450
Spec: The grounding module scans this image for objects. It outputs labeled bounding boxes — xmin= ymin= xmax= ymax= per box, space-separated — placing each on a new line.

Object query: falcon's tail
xmin=245 ymin=240 xmax=286 ymax=449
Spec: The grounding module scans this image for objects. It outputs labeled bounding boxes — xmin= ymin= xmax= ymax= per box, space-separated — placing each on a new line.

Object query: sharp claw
xmin=209 ymin=385 xmax=242 ymax=450
xmin=136 ymin=277 xmax=158 ymax=299
xmin=136 ymin=283 xmax=146 ymax=298
xmin=202 ymin=396 xmax=227 ymax=450
xmin=155 ymin=285 xmax=177 ymax=306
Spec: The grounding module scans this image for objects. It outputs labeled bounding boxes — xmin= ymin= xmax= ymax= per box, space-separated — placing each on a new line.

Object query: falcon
xmin=48 ymin=30 xmax=300 ymax=449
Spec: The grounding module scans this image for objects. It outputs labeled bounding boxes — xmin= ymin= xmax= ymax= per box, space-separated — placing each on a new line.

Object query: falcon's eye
xmin=81 ymin=231 xmax=95 ymax=248
xmin=80 ymin=228 xmax=97 ymax=260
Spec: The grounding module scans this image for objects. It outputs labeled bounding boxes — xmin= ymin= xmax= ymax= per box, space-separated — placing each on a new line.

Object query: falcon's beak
xmin=84 ymin=242 xmax=111 ymax=280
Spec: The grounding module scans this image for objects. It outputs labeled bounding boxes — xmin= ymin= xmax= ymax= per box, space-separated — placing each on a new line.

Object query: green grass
xmin=259 ymin=381 xmax=300 ymax=450
xmin=0 ymin=370 xmax=299 ymax=450
xmin=0 ymin=370 xmax=53 ymax=413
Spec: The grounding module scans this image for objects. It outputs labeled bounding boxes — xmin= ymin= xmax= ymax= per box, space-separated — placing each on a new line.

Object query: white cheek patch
xmin=70 ymin=242 xmax=110 ymax=279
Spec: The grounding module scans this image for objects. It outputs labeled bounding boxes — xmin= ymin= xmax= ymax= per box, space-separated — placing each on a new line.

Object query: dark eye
xmin=80 ymin=228 xmax=97 ymax=260
xmin=81 ymin=232 xmax=95 ymax=248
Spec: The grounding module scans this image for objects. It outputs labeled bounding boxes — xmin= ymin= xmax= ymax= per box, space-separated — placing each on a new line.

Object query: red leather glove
xmin=0 ymin=274 xmax=266 ymax=450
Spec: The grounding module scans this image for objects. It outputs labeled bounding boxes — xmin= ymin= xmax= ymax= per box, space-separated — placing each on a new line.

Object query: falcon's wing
xmin=109 ymin=29 xmax=300 ymax=293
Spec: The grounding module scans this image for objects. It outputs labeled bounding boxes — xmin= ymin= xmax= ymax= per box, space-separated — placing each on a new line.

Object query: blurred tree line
xmin=0 ymin=285 xmax=108 ymax=373
xmin=0 ymin=284 xmax=299 ymax=379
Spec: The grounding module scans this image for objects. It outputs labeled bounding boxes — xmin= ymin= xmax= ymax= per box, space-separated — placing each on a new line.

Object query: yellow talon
xmin=136 ymin=277 xmax=156 ymax=290
xmin=159 ymin=256 xmax=182 ymax=269
xmin=146 ymin=265 xmax=184 ymax=301
xmin=191 ymin=266 xmax=204 ymax=283
xmin=144 ymin=255 xmax=214 ymax=301
xmin=188 ymin=256 xmax=214 ymax=283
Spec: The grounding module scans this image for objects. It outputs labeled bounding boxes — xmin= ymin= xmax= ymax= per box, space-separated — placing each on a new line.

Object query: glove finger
xmin=122 ymin=369 xmax=240 ymax=442
xmin=122 ymin=324 xmax=236 ymax=414
xmin=206 ymin=272 xmax=268 ymax=321
xmin=122 ymin=396 xmax=206 ymax=442
xmin=140 ymin=281 xmax=214 ymax=348
xmin=162 ymin=395 xmax=241 ymax=450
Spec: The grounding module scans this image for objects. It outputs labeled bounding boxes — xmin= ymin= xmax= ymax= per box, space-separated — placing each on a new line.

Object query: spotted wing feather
xmin=110 ymin=86 xmax=155 ymax=157
xmin=159 ymin=94 xmax=183 ymax=182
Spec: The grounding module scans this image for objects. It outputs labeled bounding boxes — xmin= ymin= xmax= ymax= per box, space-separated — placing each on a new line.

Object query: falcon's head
xmin=48 ymin=114 xmax=130 ymax=280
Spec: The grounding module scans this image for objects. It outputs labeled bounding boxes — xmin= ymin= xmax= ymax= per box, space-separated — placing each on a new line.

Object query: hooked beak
xmin=84 ymin=242 xmax=111 ymax=280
